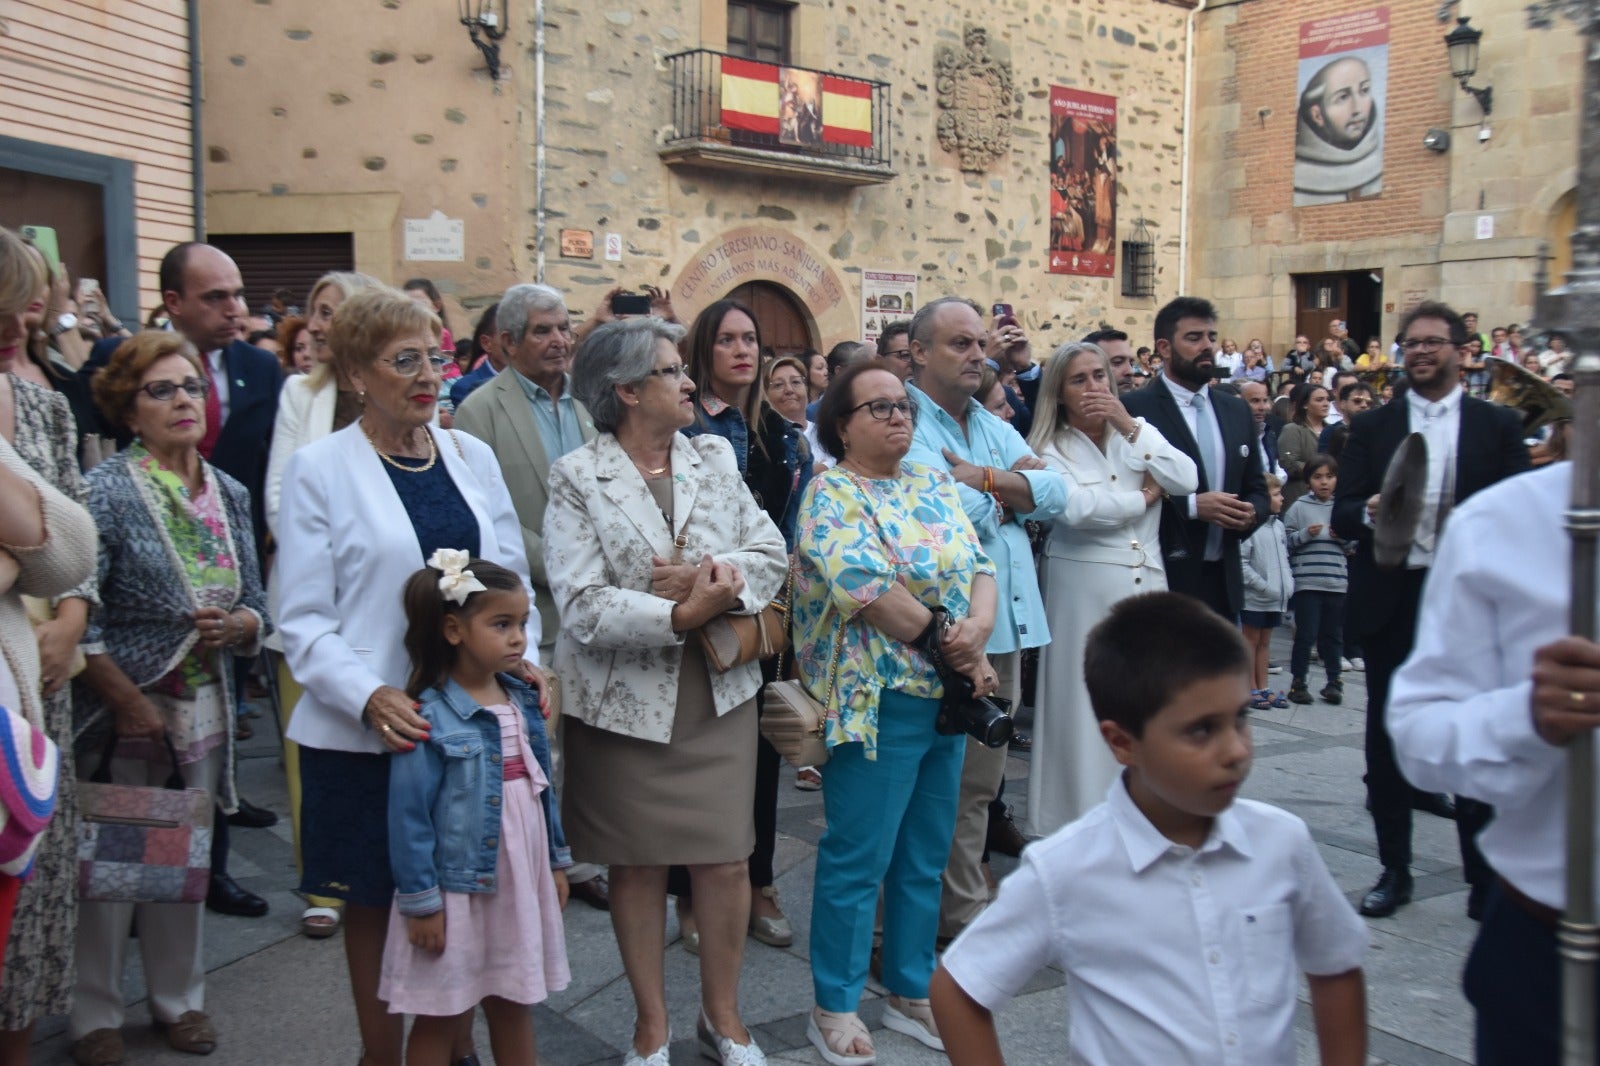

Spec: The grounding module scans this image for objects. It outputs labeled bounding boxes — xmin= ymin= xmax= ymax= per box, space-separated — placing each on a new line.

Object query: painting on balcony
xmin=780 ymin=69 xmax=823 ymax=146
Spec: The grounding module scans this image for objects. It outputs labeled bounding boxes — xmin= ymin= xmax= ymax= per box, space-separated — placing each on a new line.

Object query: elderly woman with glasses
xmin=69 ymin=331 xmax=270 ymax=1063
xmin=277 ymin=287 xmax=542 ymax=1066
xmin=794 ymin=360 xmax=997 ymax=1065
xmin=544 ymin=317 xmax=787 ymax=1066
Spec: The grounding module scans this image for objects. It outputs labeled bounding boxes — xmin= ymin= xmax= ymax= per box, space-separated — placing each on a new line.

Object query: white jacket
xmin=277 ymin=423 xmax=539 ymax=753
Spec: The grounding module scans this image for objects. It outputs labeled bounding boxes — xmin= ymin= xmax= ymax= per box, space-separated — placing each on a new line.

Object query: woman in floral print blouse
xmin=792 ymin=360 xmax=997 ymax=1065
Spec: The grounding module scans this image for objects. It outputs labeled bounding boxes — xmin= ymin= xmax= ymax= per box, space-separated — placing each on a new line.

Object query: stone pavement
xmin=34 ymin=634 xmax=1478 ymax=1064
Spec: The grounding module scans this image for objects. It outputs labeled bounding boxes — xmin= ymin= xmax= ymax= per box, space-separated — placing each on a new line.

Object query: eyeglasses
xmin=139 ymin=377 xmax=210 ymax=402
xmin=884 ymin=348 xmax=913 ymax=362
xmin=645 ymin=363 xmax=689 ymax=381
xmin=849 ymin=398 xmax=918 ymax=422
xmin=378 ymin=348 xmax=451 ymax=376
xmin=1400 ymin=337 xmax=1454 ymax=354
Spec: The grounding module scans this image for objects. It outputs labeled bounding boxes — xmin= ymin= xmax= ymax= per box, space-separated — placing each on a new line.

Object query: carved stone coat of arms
xmin=935 ymin=26 xmax=1014 ymax=172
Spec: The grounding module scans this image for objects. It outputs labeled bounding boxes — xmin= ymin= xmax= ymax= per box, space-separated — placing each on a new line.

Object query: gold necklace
xmin=632 ymin=455 xmax=669 ymax=477
xmin=363 ymin=422 xmax=437 ymax=473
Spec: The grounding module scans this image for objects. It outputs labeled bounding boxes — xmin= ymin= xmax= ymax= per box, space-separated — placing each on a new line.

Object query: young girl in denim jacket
xmin=380 ymin=550 xmax=571 ymax=1065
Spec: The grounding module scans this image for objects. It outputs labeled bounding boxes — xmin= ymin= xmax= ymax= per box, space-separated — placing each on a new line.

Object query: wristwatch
xmin=49 ymin=312 xmax=78 ymax=337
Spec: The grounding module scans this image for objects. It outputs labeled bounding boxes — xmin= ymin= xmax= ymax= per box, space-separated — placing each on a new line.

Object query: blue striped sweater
xmin=1284 ymin=495 xmax=1349 ymax=594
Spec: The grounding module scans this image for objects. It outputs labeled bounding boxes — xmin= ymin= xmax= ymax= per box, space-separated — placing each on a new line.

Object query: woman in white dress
xmin=1024 ymin=342 xmax=1198 ymax=838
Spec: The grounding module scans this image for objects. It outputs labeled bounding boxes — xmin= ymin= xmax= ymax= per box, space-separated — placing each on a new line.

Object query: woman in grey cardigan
xmin=68 ymin=333 xmax=269 ymax=1065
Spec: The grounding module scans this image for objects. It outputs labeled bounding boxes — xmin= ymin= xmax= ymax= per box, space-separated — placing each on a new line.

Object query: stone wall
xmin=201 ymin=0 xmax=1193 ymax=347
xmin=1187 ymin=0 xmax=1583 ymax=350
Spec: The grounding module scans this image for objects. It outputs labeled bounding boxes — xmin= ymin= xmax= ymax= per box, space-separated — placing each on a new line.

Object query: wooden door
xmin=1294 ymin=274 xmax=1347 ymax=350
xmin=0 ymin=166 xmax=107 ymax=292
xmin=727 ymin=281 xmax=814 ymax=356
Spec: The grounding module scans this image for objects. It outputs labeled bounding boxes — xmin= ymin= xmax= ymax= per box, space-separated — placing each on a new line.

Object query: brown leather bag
xmin=695 ymin=560 xmax=793 ymax=674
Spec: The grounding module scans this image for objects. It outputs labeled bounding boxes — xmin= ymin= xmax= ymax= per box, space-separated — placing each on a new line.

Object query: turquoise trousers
xmin=809 ymin=690 xmax=965 ymax=1010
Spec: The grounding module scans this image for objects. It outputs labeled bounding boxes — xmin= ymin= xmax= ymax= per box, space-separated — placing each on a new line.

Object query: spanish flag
xmin=822 ymin=76 xmax=873 ymax=147
xmin=721 ymin=57 xmax=780 ymax=134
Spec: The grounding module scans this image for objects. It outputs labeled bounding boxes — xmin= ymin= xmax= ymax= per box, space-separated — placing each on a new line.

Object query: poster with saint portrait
xmin=1048 ymin=87 xmax=1117 ymax=277
xmin=1294 ymin=7 xmax=1388 ymax=207
xmin=779 ymin=68 xmax=824 ymax=147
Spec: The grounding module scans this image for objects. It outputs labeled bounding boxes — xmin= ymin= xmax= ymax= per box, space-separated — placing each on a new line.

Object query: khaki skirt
xmin=561 ymin=642 xmax=757 ymax=867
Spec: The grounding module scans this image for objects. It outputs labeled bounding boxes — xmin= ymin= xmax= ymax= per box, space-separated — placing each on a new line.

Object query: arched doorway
xmin=727 ymin=281 xmax=814 ymax=357
xmin=1547 ymin=189 xmax=1575 ymax=287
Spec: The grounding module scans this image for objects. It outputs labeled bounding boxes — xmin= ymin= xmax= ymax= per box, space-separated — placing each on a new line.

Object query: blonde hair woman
xmin=1024 ymin=341 xmax=1197 ymax=836
xmin=262 ymin=270 xmax=381 ymax=941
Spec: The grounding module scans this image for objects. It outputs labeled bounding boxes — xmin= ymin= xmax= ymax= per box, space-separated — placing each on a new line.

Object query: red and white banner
xmin=822 ymin=76 xmax=873 ymax=148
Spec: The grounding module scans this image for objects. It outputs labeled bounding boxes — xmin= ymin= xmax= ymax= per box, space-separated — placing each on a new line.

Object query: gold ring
xmin=1573 ymin=691 xmax=1587 ymax=706
xmin=381 ymin=724 xmax=393 ymax=733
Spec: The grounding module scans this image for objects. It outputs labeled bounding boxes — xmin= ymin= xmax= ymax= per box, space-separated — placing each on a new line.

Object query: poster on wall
xmin=1047 ymin=87 xmax=1117 ymax=277
xmin=1294 ymin=7 xmax=1388 ymax=206
xmin=861 ymin=271 xmax=918 ymax=344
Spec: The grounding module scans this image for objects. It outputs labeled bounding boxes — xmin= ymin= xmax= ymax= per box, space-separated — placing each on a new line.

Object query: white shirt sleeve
xmin=1388 ymin=506 xmax=1563 ymax=804
xmin=940 ymin=853 xmax=1059 ymax=1010
xmin=1290 ymin=822 xmax=1369 ymax=976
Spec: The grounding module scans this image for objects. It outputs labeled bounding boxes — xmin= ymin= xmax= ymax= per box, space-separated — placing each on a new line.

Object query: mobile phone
xmin=991 ymin=302 xmax=1013 ymax=318
xmin=612 ymin=293 xmax=652 ymax=316
xmin=20 ymin=225 xmax=60 ymax=274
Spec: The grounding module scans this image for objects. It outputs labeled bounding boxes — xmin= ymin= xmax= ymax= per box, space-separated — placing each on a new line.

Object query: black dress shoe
xmin=568 ymin=873 xmax=610 ymax=911
xmin=206 ymin=873 xmax=269 ymax=917
xmin=227 ymin=799 xmax=280 ymax=829
xmin=1359 ymin=868 xmax=1414 ymax=918
xmin=1411 ymin=792 xmax=1457 ymax=820
xmin=1008 ymin=731 xmax=1033 ymax=752
xmin=985 ymin=809 xmax=1028 ymax=858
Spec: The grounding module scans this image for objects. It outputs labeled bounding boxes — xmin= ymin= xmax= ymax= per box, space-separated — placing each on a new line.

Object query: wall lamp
xmin=459 ymin=0 xmax=507 ymax=81
xmin=1443 ymin=17 xmax=1493 ymax=117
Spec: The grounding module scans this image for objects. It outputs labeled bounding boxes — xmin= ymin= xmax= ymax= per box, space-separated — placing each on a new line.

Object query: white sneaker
xmin=1348 ymin=657 xmax=1365 ymax=671
xmin=1340 ymin=658 xmax=1355 ymax=671
xmin=1267 ymin=662 xmax=1284 ymax=675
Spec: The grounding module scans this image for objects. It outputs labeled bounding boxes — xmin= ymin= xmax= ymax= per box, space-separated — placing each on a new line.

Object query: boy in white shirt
xmin=931 ymin=591 xmax=1368 ymax=1066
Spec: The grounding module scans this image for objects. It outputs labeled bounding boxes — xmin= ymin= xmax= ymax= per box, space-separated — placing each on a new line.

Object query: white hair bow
xmin=428 ymin=548 xmax=487 ymax=606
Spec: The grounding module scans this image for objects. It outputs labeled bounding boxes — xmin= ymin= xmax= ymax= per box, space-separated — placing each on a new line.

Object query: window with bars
xmin=727 ymin=0 xmax=792 ymax=64
xmin=1121 ymin=240 xmax=1155 ymax=299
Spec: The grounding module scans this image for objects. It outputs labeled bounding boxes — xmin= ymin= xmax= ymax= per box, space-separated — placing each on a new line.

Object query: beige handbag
xmin=698 ymin=564 xmax=793 ymax=673
xmin=759 ymin=613 xmax=844 ymax=768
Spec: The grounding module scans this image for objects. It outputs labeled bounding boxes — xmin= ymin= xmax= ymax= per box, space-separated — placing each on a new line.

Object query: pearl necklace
xmin=363 ymin=423 xmax=437 ymax=473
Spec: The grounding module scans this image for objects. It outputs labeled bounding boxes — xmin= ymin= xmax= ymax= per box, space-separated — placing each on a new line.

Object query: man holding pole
xmin=1389 ymin=455 xmax=1599 ymax=1065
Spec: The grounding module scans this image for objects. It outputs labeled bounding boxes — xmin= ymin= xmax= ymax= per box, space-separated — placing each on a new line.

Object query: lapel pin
xmin=1238 ymin=443 xmax=1249 ymax=457
xmin=235 ymin=379 xmax=246 ymax=388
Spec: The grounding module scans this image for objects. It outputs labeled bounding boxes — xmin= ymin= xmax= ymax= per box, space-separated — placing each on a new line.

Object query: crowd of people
xmin=0 ymin=218 xmax=1582 ymax=1066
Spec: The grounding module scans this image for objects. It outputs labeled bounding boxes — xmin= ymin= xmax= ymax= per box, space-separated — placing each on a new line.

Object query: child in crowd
xmin=1240 ymin=474 xmax=1292 ymax=710
xmin=1283 ymin=455 xmax=1350 ymax=705
xmin=382 ymin=550 xmax=570 ymax=1066
xmin=930 ymin=592 xmax=1367 ymax=1066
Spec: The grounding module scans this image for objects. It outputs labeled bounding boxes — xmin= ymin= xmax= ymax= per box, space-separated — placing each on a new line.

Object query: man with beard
xmin=1082 ymin=328 xmax=1137 ymax=395
xmin=1123 ymin=297 xmax=1268 ymax=619
xmin=1332 ymin=300 xmax=1528 ymax=919
xmin=1294 ymin=55 xmax=1382 ymax=205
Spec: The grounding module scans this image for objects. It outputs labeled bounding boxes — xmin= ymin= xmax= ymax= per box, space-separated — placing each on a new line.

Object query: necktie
xmin=199 ymin=355 xmax=222 ymax=459
xmin=1192 ymin=392 xmax=1223 ymax=560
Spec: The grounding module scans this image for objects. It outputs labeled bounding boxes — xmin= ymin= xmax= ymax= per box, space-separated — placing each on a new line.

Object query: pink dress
xmin=379 ymin=704 xmax=570 ymax=1015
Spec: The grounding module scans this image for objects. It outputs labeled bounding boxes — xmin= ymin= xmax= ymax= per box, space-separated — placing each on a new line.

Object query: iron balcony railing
xmin=662 ymin=48 xmax=892 ymax=170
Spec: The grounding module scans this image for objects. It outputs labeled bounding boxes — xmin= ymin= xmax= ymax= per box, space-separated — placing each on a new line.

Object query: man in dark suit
xmin=1332 ymin=299 xmax=1529 ymax=919
xmin=87 ymin=243 xmax=283 ymax=918
xmin=1239 ymin=379 xmax=1282 ymax=478
xmin=1123 ymin=296 xmax=1269 ymax=619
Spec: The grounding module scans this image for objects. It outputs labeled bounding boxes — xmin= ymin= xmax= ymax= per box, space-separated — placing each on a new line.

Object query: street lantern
xmin=458 ymin=0 xmax=508 ymax=81
xmin=1443 ymin=17 xmax=1493 ymax=116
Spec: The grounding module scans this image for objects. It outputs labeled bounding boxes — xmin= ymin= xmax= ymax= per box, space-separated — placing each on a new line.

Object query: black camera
xmin=934 ymin=670 xmax=1015 ymax=748
xmin=913 ymin=606 xmax=1015 ymax=748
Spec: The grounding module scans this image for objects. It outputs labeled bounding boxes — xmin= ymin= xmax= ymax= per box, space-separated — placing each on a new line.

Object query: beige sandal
xmin=806 ymin=1007 xmax=875 ymax=1066
xmin=882 ymin=995 xmax=943 ymax=1051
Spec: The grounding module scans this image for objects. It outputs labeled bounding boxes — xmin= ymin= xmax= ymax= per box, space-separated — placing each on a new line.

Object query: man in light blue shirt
xmin=903 ymin=297 xmax=1067 ymax=940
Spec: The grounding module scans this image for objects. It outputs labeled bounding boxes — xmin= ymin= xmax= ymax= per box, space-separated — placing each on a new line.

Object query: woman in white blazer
xmin=262 ymin=270 xmax=381 ymax=940
xmin=278 ymin=288 xmax=541 ymax=1066
xmin=1025 ymin=341 xmax=1198 ymax=838
xmin=543 ymin=318 xmax=786 ymax=1066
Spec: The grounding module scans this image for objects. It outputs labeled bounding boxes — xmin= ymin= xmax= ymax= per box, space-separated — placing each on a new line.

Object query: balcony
xmin=659 ymin=49 xmax=895 ymax=186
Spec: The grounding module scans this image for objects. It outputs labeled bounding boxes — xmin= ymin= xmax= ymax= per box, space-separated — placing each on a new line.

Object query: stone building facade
xmin=199 ymin=0 xmax=1196 ymax=349
xmin=1185 ymin=0 xmax=1584 ymax=353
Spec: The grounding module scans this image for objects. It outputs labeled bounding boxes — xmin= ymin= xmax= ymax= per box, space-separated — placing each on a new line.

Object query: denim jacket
xmin=389 ymin=674 xmax=571 ymax=917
